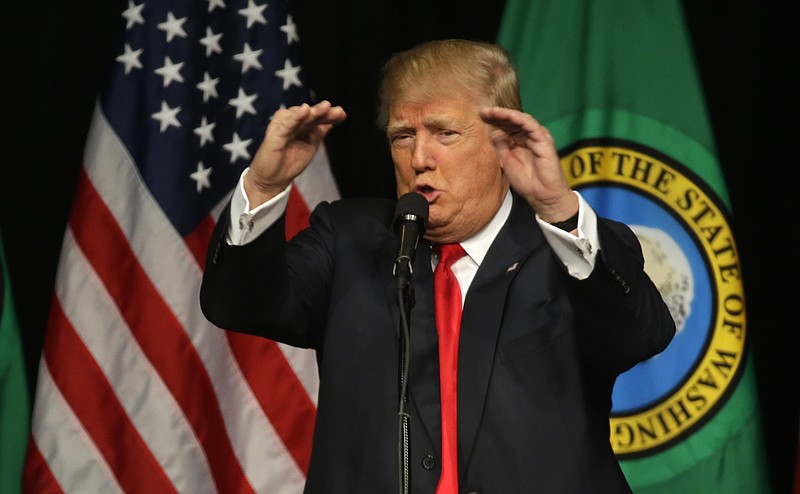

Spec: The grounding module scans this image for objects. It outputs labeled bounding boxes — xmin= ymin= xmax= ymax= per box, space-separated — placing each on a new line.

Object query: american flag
xmin=22 ymin=0 xmax=336 ymax=492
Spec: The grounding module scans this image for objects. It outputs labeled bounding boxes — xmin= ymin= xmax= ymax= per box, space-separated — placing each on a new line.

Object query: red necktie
xmin=434 ymin=243 xmax=466 ymax=494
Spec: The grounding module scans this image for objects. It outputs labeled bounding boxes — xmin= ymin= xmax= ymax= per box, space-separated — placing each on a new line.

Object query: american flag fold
xmin=22 ymin=0 xmax=336 ymax=492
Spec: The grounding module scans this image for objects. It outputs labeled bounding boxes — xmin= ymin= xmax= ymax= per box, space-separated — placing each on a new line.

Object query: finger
xmin=267 ymin=101 xmax=345 ymax=146
xmin=306 ymin=102 xmax=347 ymax=126
xmin=480 ymin=107 xmax=551 ymax=144
xmin=489 ymin=128 xmax=514 ymax=151
xmin=269 ymin=104 xmax=318 ymax=140
xmin=480 ymin=106 xmax=528 ymax=129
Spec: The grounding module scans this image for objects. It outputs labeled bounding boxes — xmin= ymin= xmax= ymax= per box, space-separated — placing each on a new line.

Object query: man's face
xmin=388 ymin=95 xmax=508 ymax=244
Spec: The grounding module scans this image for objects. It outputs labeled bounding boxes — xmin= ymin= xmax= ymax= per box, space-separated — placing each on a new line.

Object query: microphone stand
xmin=392 ymin=193 xmax=427 ymax=494
xmin=396 ymin=263 xmax=414 ymax=494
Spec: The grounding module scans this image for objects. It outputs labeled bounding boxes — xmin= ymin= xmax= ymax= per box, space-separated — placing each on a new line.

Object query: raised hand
xmin=244 ymin=100 xmax=346 ymax=207
xmin=479 ymin=106 xmax=578 ymax=223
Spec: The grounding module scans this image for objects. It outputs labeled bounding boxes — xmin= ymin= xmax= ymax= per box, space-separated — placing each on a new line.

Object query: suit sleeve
xmin=199 ymin=201 xmax=334 ymax=349
xmin=566 ymin=217 xmax=677 ymax=375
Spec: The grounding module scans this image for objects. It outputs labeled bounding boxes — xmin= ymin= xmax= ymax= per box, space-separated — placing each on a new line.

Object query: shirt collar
xmin=460 ymin=189 xmax=513 ymax=266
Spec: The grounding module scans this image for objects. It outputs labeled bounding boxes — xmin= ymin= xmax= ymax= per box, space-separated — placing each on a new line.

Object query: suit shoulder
xmin=315 ymin=196 xmax=396 ymax=225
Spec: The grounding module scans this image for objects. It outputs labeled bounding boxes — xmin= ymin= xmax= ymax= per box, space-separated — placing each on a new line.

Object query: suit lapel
xmin=457 ymin=194 xmax=544 ymax=472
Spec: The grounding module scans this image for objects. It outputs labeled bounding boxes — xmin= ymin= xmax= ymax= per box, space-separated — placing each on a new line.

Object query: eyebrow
xmin=387 ymin=115 xmax=462 ymax=135
xmin=386 ymin=123 xmax=410 ymax=135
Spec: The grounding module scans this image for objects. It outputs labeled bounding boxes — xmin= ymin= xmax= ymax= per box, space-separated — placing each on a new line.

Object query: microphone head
xmin=394 ymin=192 xmax=429 ymax=233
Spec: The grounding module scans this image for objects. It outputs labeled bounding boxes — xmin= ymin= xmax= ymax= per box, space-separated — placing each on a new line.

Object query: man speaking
xmin=200 ymin=39 xmax=675 ymax=494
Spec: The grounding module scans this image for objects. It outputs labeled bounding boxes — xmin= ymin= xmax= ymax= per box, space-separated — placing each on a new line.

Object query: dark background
xmin=3 ymin=1 xmax=797 ymax=492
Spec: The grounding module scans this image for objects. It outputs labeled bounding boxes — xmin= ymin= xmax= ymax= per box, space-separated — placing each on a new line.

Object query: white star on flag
xmin=158 ymin=11 xmax=188 ymax=42
xmin=233 ymin=43 xmax=263 ymax=73
xmin=196 ymin=72 xmax=220 ymax=102
xmin=116 ymin=43 xmax=143 ymax=74
xmin=155 ymin=56 xmax=185 ymax=87
xmin=238 ymin=0 xmax=267 ymax=28
xmin=199 ymin=27 xmax=223 ymax=56
xmin=281 ymin=15 xmax=299 ymax=44
xmin=229 ymin=88 xmax=258 ymax=118
xmin=193 ymin=117 xmax=216 ymax=146
xmin=151 ymin=101 xmax=181 ymax=132
xmin=122 ymin=0 xmax=145 ymax=30
xmin=275 ymin=58 xmax=302 ymax=90
xmin=223 ymin=132 xmax=252 ymax=163
xmin=190 ymin=162 xmax=213 ymax=192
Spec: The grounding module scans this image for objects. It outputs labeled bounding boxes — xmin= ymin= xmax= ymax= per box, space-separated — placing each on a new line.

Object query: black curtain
xmin=3 ymin=1 xmax=797 ymax=492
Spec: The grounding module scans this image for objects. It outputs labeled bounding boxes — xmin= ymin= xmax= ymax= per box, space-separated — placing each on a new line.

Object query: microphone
xmin=393 ymin=192 xmax=429 ymax=290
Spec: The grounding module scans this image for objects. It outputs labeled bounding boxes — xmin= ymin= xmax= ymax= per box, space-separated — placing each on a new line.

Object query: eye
xmin=390 ymin=133 xmax=414 ymax=147
xmin=437 ymin=129 xmax=459 ymax=142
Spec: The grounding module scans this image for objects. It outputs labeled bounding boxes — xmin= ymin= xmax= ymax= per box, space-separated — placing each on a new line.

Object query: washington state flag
xmin=497 ymin=1 xmax=771 ymax=492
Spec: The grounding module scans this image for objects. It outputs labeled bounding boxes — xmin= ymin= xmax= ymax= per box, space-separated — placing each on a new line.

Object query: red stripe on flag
xmin=22 ymin=440 xmax=65 ymax=494
xmin=184 ymin=213 xmax=216 ymax=268
xmin=69 ymin=169 xmax=255 ymax=493
xmin=45 ymin=301 xmax=176 ymax=493
xmin=285 ymin=186 xmax=312 ymax=240
xmin=226 ymin=333 xmax=316 ymax=473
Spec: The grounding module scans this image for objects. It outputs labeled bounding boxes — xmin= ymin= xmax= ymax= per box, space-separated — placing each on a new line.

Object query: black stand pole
xmin=392 ymin=191 xmax=428 ymax=494
xmin=397 ymin=279 xmax=415 ymax=494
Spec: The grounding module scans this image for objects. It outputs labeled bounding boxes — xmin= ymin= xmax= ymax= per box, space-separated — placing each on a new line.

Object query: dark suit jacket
xmin=200 ymin=192 xmax=675 ymax=494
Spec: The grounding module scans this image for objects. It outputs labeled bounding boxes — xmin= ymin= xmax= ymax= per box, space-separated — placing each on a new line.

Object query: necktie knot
xmin=436 ymin=243 xmax=466 ymax=269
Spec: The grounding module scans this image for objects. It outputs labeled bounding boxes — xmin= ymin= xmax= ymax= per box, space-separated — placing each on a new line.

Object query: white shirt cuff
xmin=536 ymin=191 xmax=599 ymax=280
xmin=227 ymin=168 xmax=292 ymax=245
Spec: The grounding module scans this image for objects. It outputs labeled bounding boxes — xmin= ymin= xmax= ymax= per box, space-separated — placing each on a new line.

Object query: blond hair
xmin=377 ymin=39 xmax=521 ymax=129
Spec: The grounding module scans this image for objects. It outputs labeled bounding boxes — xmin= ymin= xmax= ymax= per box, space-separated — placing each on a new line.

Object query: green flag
xmin=497 ymin=1 xmax=771 ymax=492
xmin=0 ymin=230 xmax=30 ymax=494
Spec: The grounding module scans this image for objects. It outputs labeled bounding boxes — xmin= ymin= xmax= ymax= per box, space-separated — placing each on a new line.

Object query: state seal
xmin=560 ymin=138 xmax=747 ymax=458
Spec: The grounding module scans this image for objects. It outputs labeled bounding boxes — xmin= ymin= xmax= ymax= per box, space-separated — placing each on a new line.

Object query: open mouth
xmin=414 ymin=185 xmax=438 ymax=202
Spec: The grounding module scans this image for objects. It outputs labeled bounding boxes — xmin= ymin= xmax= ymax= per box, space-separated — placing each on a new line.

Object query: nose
xmin=411 ymin=135 xmax=435 ymax=172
